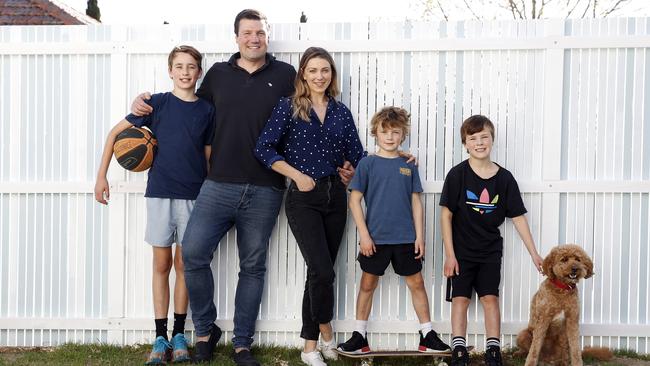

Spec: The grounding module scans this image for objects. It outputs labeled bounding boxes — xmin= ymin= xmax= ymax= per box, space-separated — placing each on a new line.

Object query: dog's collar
xmin=551 ymin=278 xmax=576 ymax=291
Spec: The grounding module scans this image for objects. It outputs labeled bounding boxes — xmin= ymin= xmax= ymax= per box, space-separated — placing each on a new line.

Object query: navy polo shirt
xmin=125 ymin=92 xmax=214 ymax=200
xmin=254 ymin=97 xmax=365 ymax=178
xmin=197 ymin=53 xmax=296 ymax=189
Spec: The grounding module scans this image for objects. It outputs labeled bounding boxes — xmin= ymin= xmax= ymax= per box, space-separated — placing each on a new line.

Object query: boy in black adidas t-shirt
xmin=439 ymin=115 xmax=543 ymax=366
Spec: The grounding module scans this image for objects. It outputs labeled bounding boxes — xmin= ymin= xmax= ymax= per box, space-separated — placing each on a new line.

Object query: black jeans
xmin=285 ymin=175 xmax=348 ymax=340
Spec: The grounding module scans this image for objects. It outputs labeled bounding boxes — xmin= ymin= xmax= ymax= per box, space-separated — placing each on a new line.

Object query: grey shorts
xmin=145 ymin=198 xmax=195 ymax=247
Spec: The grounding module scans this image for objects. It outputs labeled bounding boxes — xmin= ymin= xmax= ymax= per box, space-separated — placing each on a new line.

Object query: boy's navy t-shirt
xmin=125 ymin=92 xmax=214 ymax=200
xmin=439 ymin=159 xmax=526 ymax=263
xmin=349 ymin=155 xmax=423 ymax=245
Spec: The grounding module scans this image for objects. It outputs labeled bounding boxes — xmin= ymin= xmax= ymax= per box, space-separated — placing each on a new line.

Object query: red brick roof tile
xmin=0 ymin=0 xmax=100 ymax=25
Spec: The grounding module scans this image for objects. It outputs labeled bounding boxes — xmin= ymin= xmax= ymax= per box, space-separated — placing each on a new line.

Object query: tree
xmin=86 ymin=0 xmax=101 ymax=22
xmin=412 ymin=0 xmax=646 ymax=20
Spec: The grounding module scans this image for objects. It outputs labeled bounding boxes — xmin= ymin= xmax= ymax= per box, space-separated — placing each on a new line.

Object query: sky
xmin=59 ymin=0 xmax=650 ymax=25
xmin=59 ymin=0 xmax=416 ymax=24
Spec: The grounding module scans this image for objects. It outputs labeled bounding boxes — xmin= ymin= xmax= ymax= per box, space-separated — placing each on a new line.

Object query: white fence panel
xmin=0 ymin=19 xmax=649 ymax=353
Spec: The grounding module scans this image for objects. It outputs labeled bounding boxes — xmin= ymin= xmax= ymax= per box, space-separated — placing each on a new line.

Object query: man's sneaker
xmin=145 ymin=336 xmax=172 ymax=365
xmin=418 ymin=330 xmax=451 ymax=353
xmin=192 ymin=324 xmax=222 ymax=363
xmin=484 ymin=345 xmax=503 ymax=366
xmin=319 ymin=338 xmax=338 ymax=360
xmin=336 ymin=331 xmax=370 ymax=354
xmin=450 ymin=345 xmax=470 ymax=366
xmin=170 ymin=333 xmax=190 ymax=363
xmin=300 ymin=350 xmax=327 ymax=366
xmin=232 ymin=349 xmax=261 ymax=366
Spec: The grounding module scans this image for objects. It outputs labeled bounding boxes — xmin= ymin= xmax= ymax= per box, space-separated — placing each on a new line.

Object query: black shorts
xmin=358 ymin=243 xmax=422 ymax=276
xmin=446 ymin=259 xmax=501 ymax=301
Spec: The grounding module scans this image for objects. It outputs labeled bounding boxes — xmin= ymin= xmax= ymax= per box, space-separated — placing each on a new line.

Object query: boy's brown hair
xmin=167 ymin=45 xmax=203 ymax=71
xmin=370 ymin=107 xmax=410 ymax=142
xmin=460 ymin=115 xmax=495 ymax=143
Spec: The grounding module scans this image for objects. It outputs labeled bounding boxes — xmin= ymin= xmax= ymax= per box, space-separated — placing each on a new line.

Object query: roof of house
xmin=0 ymin=0 xmax=100 ymax=25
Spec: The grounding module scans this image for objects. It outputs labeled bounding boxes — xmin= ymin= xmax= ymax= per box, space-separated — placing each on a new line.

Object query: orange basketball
xmin=113 ymin=127 xmax=157 ymax=172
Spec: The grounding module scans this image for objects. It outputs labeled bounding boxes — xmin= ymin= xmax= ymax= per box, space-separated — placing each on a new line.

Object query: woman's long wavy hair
xmin=292 ymin=47 xmax=340 ymax=122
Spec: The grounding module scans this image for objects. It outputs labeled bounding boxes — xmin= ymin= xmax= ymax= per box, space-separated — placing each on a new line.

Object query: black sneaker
xmin=192 ymin=324 xmax=222 ymax=363
xmin=418 ymin=330 xmax=451 ymax=353
xmin=232 ymin=349 xmax=260 ymax=366
xmin=484 ymin=345 xmax=503 ymax=366
xmin=450 ymin=345 xmax=469 ymax=366
xmin=336 ymin=331 xmax=370 ymax=354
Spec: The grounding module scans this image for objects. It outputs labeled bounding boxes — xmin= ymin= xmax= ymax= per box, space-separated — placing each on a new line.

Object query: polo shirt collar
xmin=227 ymin=52 xmax=275 ymax=75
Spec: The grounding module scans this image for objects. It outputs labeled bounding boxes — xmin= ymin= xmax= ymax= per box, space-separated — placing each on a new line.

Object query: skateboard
xmin=335 ymin=346 xmax=474 ymax=366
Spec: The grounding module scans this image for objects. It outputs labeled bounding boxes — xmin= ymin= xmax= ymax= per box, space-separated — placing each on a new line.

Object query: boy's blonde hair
xmin=167 ymin=45 xmax=203 ymax=71
xmin=370 ymin=107 xmax=410 ymax=142
xmin=460 ymin=115 xmax=495 ymax=143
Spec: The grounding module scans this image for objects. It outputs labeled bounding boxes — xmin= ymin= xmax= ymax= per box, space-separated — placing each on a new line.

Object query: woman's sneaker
xmin=170 ymin=333 xmax=190 ymax=363
xmin=450 ymin=345 xmax=469 ymax=366
xmin=336 ymin=331 xmax=370 ymax=354
xmin=418 ymin=330 xmax=451 ymax=353
xmin=145 ymin=336 xmax=172 ymax=365
xmin=300 ymin=350 xmax=327 ymax=366
xmin=319 ymin=338 xmax=338 ymax=360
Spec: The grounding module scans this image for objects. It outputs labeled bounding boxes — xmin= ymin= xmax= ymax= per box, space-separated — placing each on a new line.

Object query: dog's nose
xmin=571 ymin=266 xmax=578 ymax=273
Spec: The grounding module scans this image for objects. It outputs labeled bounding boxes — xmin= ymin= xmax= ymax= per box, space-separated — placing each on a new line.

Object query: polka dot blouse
xmin=254 ymin=97 xmax=366 ymax=179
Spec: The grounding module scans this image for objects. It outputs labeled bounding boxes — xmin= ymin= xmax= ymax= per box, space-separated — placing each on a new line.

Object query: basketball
xmin=113 ymin=127 xmax=157 ymax=172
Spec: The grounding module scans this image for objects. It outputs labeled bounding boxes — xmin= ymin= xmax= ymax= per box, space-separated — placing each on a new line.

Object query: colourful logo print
xmin=466 ymin=188 xmax=498 ymax=214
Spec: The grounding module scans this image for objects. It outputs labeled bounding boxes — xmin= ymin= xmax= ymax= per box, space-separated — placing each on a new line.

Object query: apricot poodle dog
xmin=516 ymin=244 xmax=594 ymax=366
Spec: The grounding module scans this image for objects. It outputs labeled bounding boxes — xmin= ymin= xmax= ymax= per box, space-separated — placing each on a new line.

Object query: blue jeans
xmin=182 ymin=180 xmax=284 ymax=349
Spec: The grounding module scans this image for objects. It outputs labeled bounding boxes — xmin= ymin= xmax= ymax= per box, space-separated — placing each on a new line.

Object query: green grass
xmin=1 ymin=344 xmax=649 ymax=365
xmin=613 ymin=349 xmax=650 ymax=361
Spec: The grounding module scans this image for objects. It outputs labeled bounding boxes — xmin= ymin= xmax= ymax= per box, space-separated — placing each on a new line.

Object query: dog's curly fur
xmin=516 ymin=244 xmax=594 ymax=366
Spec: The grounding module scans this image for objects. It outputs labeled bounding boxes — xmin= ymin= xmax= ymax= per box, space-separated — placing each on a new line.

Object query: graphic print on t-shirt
xmin=466 ymin=188 xmax=499 ymax=214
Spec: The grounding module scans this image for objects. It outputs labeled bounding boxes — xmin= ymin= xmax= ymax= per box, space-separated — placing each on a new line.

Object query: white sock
xmin=419 ymin=322 xmax=433 ymax=336
xmin=355 ymin=320 xmax=368 ymax=337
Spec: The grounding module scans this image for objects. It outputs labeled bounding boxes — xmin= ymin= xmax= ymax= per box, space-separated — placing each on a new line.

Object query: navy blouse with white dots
xmin=255 ymin=97 xmax=366 ymax=179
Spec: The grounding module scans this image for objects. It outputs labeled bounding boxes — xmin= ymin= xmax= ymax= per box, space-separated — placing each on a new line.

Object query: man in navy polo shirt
xmin=131 ymin=9 xmax=296 ymax=366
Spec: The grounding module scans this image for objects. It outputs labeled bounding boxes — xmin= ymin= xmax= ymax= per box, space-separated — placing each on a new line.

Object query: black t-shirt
xmin=439 ymin=159 xmax=526 ymax=263
xmin=197 ymin=53 xmax=296 ymax=189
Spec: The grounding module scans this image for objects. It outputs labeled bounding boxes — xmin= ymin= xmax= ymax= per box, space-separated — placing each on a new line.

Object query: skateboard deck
xmin=335 ymin=346 xmax=473 ymax=357
xmin=335 ymin=346 xmax=474 ymax=366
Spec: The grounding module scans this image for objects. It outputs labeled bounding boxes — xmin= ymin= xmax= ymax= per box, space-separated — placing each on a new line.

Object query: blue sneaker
xmin=145 ymin=336 xmax=172 ymax=365
xmin=170 ymin=333 xmax=191 ymax=363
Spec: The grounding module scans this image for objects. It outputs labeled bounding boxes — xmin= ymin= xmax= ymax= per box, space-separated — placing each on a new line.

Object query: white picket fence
xmin=0 ymin=18 xmax=649 ymax=353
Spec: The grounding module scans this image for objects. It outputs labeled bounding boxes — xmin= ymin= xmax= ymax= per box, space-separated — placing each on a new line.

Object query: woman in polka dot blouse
xmin=255 ymin=47 xmax=365 ymax=366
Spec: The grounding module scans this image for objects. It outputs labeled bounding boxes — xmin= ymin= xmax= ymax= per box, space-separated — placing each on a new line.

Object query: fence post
xmin=540 ymin=19 xmax=566 ymax=254
xmin=105 ymin=26 xmax=128 ymax=344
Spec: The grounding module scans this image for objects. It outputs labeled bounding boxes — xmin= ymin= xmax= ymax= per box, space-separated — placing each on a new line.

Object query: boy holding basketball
xmin=439 ymin=115 xmax=543 ymax=366
xmin=337 ymin=107 xmax=450 ymax=355
xmin=94 ymin=45 xmax=214 ymax=364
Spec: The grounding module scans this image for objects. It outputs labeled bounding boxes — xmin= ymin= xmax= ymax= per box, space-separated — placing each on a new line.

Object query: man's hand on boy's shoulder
xmin=131 ymin=92 xmax=153 ymax=116
xmin=398 ymin=150 xmax=418 ymax=165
